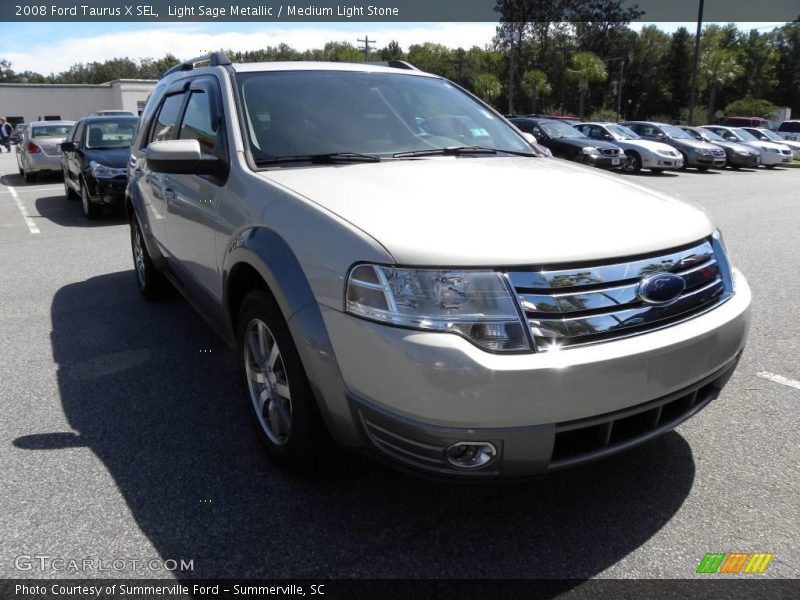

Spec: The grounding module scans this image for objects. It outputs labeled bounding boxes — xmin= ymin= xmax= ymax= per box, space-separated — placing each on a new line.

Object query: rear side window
xmin=778 ymin=122 xmax=800 ymax=133
xmin=72 ymin=121 xmax=85 ymax=143
xmin=179 ymin=91 xmax=220 ymax=155
xmin=151 ymin=93 xmax=186 ymax=142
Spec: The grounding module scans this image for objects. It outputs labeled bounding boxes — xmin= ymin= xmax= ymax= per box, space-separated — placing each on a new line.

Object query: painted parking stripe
xmin=757 ymin=371 xmax=800 ymax=391
xmin=7 ymin=185 xmax=40 ymax=234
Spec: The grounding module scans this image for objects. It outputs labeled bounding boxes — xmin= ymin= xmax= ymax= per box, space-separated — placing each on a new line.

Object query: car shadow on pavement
xmin=34 ymin=195 xmax=126 ymax=227
xmin=0 ymin=172 xmax=64 ymax=187
xmin=17 ymin=271 xmax=696 ymax=583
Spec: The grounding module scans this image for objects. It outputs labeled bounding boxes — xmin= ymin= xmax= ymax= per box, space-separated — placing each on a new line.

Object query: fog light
xmin=444 ymin=442 xmax=497 ymax=469
xmin=103 ymin=195 xmax=112 ymax=203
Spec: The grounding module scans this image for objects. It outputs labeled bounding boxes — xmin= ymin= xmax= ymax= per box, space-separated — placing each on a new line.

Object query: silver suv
xmin=126 ymin=53 xmax=751 ymax=479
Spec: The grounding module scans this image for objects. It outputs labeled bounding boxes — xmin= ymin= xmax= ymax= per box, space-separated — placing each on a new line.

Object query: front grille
xmin=711 ymin=149 xmax=726 ymax=157
xmin=548 ymin=356 xmax=738 ymax=470
xmin=507 ymin=237 xmax=733 ymax=351
xmin=600 ymin=148 xmax=620 ymax=156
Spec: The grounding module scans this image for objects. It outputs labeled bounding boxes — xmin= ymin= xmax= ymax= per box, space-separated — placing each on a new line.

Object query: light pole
xmin=606 ymin=57 xmax=625 ymax=121
xmin=503 ymin=27 xmax=522 ymax=115
xmin=688 ymin=0 xmax=705 ymax=125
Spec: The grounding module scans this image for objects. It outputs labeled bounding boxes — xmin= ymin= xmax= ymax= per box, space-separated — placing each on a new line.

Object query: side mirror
xmin=603 ymin=133 xmax=613 ymax=140
xmin=60 ymin=141 xmax=76 ymax=152
xmin=656 ymin=133 xmax=666 ymax=140
xmin=146 ymin=139 xmax=221 ymax=175
xmin=726 ymin=135 xmax=737 ymax=142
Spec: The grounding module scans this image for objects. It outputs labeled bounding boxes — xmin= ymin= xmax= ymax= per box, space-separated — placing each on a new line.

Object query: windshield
xmin=85 ymin=119 xmax=137 ymax=149
xmin=758 ymin=129 xmax=783 ymax=141
xmin=607 ymin=124 xmax=639 ymax=140
xmin=699 ymin=128 xmax=726 ymax=142
xmin=732 ymin=128 xmax=758 ymax=142
xmin=236 ymin=70 xmax=531 ymax=161
xmin=661 ymin=125 xmax=692 ymax=139
xmin=538 ymin=120 xmax=584 ymax=139
xmin=31 ymin=125 xmax=71 ymax=138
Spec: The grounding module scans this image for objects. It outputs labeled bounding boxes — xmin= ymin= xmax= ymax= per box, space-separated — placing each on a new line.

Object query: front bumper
xmin=641 ymin=155 xmax=683 ymax=170
xmin=86 ymin=174 xmax=127 ymax=206
xmin=689 ymin=155 xmax=726 ymax=169
xmin=317 ymin=270 xmax=751 ymax=478
xmin=727 ymin=153 xmax=760 ymax=168
xmin=586 ymin=154 xmax=623 ymax=169
xmin=759 ymin=152 xmax=791 ymax=166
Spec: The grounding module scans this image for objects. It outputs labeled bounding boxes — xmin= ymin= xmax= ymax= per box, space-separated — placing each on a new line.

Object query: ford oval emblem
xmin=638 ymin=272 xmax=686 ymax=306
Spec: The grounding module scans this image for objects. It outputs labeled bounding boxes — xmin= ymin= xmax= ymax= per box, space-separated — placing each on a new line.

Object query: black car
xmin=60 ymin=116 xmax=138 ymax=219
xmin=509 ymin=117 xmax=624 ymax=168
xmin=678 ymin=126 xmax=760 ymax=169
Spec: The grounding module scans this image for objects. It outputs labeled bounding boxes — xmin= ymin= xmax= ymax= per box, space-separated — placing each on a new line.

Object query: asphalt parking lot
xmin=0 ymin=150 xmax=798 ymax=582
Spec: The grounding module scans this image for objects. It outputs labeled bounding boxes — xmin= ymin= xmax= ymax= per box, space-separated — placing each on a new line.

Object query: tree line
xmin=1 ymin=14 xmax=799 ymax=124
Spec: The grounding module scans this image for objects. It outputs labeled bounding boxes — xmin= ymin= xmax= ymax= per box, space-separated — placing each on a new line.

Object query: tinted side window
xmin=531 ymin=125 xmax=545 ymax=138
xmin=513 ymin=120 xmax=534 ymax=134
xmin=778 ymin=122 xmax=800 ymax=133
xmin=151 ymin=93 xmax=186 ymax=143
xmin=72 ymin=121 xmax=85 ymax=144
xmin=179 ymin=91 xmax=220 ymax=155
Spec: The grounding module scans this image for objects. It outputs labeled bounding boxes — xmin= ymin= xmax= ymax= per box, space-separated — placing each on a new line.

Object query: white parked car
xmin=742 ymin=127 xmax=800 ymax=161
xmin=574 ymin=122 xmax=684 ymax=173
xmin=701 ymin=126 xmax=793 ymax=168
xmin=776 ymin=120 xmax=800 ymax=142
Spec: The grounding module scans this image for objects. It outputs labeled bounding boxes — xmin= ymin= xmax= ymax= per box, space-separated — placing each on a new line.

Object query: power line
xmin=357 ymin=35 xmax=376 ymax=61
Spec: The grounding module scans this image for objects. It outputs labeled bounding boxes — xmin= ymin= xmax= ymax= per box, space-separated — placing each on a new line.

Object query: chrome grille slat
xmin=507 ymin=239 xmax=733 ymax=351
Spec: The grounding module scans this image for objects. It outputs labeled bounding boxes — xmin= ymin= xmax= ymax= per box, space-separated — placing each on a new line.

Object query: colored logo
xmin=637 ymin=272 xmax=686 ymax=305
xmin=696 ymin=552 xmax=774 ymax=574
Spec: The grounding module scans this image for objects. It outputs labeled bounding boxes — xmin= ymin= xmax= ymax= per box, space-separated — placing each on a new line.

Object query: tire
xmin=80 ymin=179 xmax=100 ymax=219
xmin=650 ymin=168 xmax=665 ymax=174
xmin=765 ymin=164 xmax=776 ymax=169
xmin=679 ymin=152 xmax=688 ymax=170
xmin=237 ymin=289 xmax=325 ymax=470
xmin=64 ymin=172 xmax=77 ymax=200
xmin=23 ymin=169 xmax=35 ymax=183
xmin=130 ymin=216 xmax=171 ymax=300
xmin=698 ymin=166 xmax=709 ymax=172
xmin=622 ymin=152 xmax=642 ymax=174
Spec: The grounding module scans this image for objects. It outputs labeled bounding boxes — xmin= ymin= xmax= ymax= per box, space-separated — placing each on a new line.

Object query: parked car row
xmin=510 ymin=116 xmax=796 ymax=174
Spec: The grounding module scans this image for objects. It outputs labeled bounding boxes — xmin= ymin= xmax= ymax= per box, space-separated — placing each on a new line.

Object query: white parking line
xmin=757 ymin=371 xmax=800 ymax=391
xmin=6 ymin=185 xmax=40 ymax=234
xmin=0 ymin=185 xmax=63 ymax=194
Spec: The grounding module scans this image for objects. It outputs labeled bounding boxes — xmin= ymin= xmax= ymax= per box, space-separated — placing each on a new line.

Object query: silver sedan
xmin=16 ymin=120 xmax=75 ymax=182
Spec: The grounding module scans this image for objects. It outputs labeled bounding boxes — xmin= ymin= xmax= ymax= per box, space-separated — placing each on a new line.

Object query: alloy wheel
xmin=244 ymin=318 xmax=293 ymax=446
xmin=133 ymin=223 xmax=147 ymax=288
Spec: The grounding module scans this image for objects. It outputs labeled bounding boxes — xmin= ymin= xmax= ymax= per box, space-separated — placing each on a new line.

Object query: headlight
xmin=711 ymin=229 xmax=735 ymax=293
xmin=656 ymin=149 xmax=676 ymax=157
xmin=736 ymin=150 xmax=751 ymax=156
xmin=582 ymin=147 xmax=602 ymax=158
xmin=346 ymin=265 xmax=531 ymax=352
xmin=90 ymin=160 xmax=126 ymax=178
xmin=764 ymin=146 xmax=779 ymax=153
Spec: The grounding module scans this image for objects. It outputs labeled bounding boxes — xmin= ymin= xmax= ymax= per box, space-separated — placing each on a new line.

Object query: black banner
xmin=1 ymin=579 xmax=799 ymax=600
xmin=2 ymin=0 xmax=800 ymax=22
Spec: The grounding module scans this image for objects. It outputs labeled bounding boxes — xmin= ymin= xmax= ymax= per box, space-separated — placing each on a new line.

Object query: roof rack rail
xmin=161 ymin=52 xmax=232 ymax=79
xmin=387 ymin=60 xmax=418 ymax=71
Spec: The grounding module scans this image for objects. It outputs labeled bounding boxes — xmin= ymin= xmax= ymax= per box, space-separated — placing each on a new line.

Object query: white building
xmin=0 ymin=79 xmax=156 ymax=126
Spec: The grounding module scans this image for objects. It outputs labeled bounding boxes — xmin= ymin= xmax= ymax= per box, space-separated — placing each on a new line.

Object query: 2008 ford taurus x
xmin=125 ymin=54 xmax=750 ymax=479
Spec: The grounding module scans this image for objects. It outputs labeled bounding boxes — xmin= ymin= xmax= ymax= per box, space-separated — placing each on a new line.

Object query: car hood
xmin=618 ymin=139 xmax=678 ymax=154
xmin=83 ymin=147 xmax=130 ymax=168
xmin=707 ymin=139 xmax=752 ymax=153
xmin=750 ymin=140 xmax=790 ymax=151
xmin=669 ymin=138 xmax=721 ymax=151
xmin=548 ymin=136 xmax=619 ymax=150
xmin=261 ymin=157 xmax=714 ymax=266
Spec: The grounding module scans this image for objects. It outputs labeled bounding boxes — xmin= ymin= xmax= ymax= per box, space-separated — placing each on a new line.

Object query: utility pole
xmin=607 ymin=57 xmax=625 ymax=121
xmin=688 ymin=0 xmax=705 ymax=125
xmin=358 ymin=35 xmax=376 ymax=61
xmin=503 ymin=27 xmax=521 ymax=115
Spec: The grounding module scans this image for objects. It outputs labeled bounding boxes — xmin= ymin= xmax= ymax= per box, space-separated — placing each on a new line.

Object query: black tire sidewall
xmin=236 ymin=289 xmax=323 ymax=468
xmin=130 ymin=217 xmax=170 ymax=299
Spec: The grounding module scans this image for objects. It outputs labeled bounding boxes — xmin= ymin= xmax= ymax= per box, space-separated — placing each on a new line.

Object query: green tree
xmin=472 ymin=72 xmax=502 ymax=105
xmin=666 ymin=28 xmax=693 ymax=117
xmin=724 ymin=96 xmax=778 ymax=119
xmin=699 ymin=46 xmax=744 ymax=123
xmin=566 ymin=52 xmax=607 ymax=118
xmin=521 ymin=69 xmax=551 ymax=113
xmin=379 ymin=40 xmax=404 ymax=62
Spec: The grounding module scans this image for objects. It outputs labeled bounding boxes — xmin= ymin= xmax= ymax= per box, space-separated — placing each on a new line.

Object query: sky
xmin=0 ymin=21 xmax=787 ymax=76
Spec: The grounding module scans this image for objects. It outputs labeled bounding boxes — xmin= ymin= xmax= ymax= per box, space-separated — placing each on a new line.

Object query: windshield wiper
xmin=393 ymin=145 xmax=535 ymax=158
xmin=256 ymin=152 xmax=381 ymax=165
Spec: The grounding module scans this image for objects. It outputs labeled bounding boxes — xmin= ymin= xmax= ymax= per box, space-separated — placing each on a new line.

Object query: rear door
xmin=63 ymin=120 xmax=84 ymax=190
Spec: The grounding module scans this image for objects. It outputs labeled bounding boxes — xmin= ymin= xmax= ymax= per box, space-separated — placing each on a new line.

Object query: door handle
xmin=164 ymin=188 xmax=177 ymax=201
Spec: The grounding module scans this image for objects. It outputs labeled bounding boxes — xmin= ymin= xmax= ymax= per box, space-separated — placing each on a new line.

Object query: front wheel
xmin=64 ymin=171 xmax=77 ymax=200
xmin=622 ymin=153 xmax=642 ymax=174
xmin=237 ymin=289 xmax=325 ymax=469
xmin=80 ymin=180 xmax=100 ymax=219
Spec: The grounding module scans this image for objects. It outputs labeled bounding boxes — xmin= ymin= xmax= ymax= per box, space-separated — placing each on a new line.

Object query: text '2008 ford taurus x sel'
xmin=126 ymin=54 xmax=751 ymax=479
